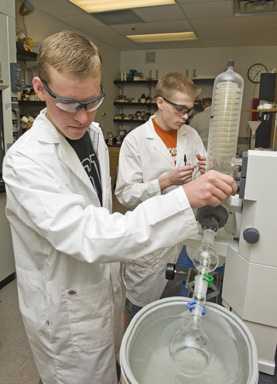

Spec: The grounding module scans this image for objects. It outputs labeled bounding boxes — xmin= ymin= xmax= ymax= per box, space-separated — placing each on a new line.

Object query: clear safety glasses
xmin=162 ymin=96 xmax=194 ymax=116
xmin=40 ymin=79 xmax=105 ymax=113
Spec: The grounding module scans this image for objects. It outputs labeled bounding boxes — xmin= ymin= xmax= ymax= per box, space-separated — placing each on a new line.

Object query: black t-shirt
xmin=67 ymin=131 xmax=102 ymax=206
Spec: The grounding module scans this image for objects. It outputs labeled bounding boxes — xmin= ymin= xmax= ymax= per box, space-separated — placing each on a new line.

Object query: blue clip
xmin=186 ymin=301 xmax=196 ymax=311
xmin=186 ymin=301 xmax=206 ymax=315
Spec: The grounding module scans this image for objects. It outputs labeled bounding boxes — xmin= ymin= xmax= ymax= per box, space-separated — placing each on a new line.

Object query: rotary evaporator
xmin=183 ymin=61 xmax=277 ymax=378
xmin=119 ymin=61 xmax=268 ymax=384
xmin=167 ymin=60 xmax=246 ymax=378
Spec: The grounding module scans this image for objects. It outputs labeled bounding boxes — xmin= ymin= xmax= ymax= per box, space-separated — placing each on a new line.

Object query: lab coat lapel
xmin=34 ymin=109 xmax=100 ymax=198
xmin=145 ymin=117 xmax=175 ymax=166
xmin=87 ymin=124 xmax=110 ymax=208
xmin=176 ymin=126 xmax=188 ymax=167
xmin=58 ymin=138 xmax=96 ymax=192
xmin=88 ymin=125 xmax=106 ymax=189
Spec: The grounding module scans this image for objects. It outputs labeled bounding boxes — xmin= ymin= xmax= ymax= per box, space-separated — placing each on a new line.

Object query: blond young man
xmin=115 ymin=73 xmax=207 ymax=326
xmin=3 ymin=33 xmax=237 ymax=384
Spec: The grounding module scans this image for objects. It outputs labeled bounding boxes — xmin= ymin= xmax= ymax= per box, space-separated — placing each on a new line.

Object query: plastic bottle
xmin=206 ymin=60 xmax=244 ymax=176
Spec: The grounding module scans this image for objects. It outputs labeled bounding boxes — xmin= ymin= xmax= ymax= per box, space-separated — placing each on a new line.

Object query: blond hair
xmin=37 ymin=30 xmax=102 ymax=83
xmin=156 ymin=72 xmax=201 ymax=100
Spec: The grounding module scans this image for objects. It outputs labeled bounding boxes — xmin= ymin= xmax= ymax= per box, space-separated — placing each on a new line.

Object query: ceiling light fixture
xmin=126 ymin=32 xmax=197 ymax=43
xmin=68 ymin=0 xmax=176 ymax=13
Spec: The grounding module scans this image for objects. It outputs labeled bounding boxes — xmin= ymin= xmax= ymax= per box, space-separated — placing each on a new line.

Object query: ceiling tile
xmin=191 ymin=14 xmax=277 ymax=28
xmin=91 ymin=10 xmax=143 ymax=25
xmin=111 ymin=20 xmax=193 ymax=34
xmin=180 ymin=1 xmax=233 ymax=19
xmin=81 ymin=26 xmax=128 ymax=41
xmin=57 ymin=14 xmax=104 ymax=28
xmin=30 ymin=0 xmax=84 ymax=16
xmin=133 ymin=4 xmax=187 ymax=22
xmin=79 ymin=27 xmax=138 ymax=49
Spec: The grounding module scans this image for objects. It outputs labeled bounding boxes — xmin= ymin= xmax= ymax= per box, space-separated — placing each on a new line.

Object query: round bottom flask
xmin=169 ymin=308 xmax=213 ymax=376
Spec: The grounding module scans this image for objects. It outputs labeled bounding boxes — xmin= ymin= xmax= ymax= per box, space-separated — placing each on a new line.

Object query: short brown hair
xmin=202 ymin=97 xmax=212 ymax=106
xmin=156 ymin=72 xmax=201 ymax=98
xmin=37 ymin=30 xmax=102 ymax=83
xmin=156 ymin=72 xmax=201 ymax=100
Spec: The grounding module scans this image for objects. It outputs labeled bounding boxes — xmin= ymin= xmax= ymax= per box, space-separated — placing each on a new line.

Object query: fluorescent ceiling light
xmin=68 ymin=0 xmax=176 ymax=13
xmin=126 ymin=32 xmax=197 ymax=43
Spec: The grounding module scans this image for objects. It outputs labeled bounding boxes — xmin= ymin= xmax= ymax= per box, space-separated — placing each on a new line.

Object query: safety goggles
xmin=162 ymin=96 xmax=194 ymax=116
xmin=40 ymin=79 xmax=105 ymax=113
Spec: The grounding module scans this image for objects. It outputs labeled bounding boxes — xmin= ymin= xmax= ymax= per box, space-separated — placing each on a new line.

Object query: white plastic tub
xmin=120 ymin=297 xmax=258 ymax=384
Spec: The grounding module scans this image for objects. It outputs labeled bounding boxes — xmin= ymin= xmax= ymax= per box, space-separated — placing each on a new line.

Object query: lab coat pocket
xmin=66 ymin=280 xmax=113 ymax=351
xmin=130 ymin=250 xmax=161 ymax=271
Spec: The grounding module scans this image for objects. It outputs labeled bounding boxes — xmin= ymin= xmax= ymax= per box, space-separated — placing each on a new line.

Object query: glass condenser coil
xmin=206 ymin=60 xmax=244 ymax=176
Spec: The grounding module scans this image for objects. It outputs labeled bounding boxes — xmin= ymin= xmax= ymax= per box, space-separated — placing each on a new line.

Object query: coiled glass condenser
xmin=206 ymin=60 xmax=244 ymax=176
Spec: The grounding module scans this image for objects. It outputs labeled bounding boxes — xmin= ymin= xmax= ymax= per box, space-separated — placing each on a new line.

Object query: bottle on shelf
xmin=29 ymin=88 xmax=35 ymax=101
xmin=140 ymin=94 xmax=146 ymax=103
xmin=21 ymin=85 xmax=32 ymax=100
xmin=107 ymin=132 xmax=114 ymax=146
xmin=21 ymin=89 xmax=28 ymax=100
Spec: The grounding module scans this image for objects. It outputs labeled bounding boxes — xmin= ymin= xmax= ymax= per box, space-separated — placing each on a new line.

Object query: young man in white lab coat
xmin=3 ymin=31 xmax=237 ymax=384
xmin=115 ymin=72 xmax=207 ymax=326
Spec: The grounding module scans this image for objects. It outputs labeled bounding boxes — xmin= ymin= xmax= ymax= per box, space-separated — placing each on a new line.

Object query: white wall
xmin=121 ymin=46 xmax=277 ymax=154
xmin=15 ymin=0 xmax=121 ymax=139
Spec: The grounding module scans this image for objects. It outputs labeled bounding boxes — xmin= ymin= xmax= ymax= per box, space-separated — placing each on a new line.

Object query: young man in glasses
xmin=115 ymin=72 xmax=207 ymax=326
xmin=3 ymin=32 xmax=237 ymax=384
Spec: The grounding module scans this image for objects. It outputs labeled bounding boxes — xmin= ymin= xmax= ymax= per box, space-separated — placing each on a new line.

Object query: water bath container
xmin=120 ymin=297 xmax=258 ymax=384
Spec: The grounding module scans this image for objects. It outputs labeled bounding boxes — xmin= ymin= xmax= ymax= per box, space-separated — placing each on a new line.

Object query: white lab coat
xmin=190 ymin=106 xmax=212 ymax=149
xmin=115 ymin=116 xmax=206 ymax=307
xmin=3 ymin=110 xmax=199 ymax=384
